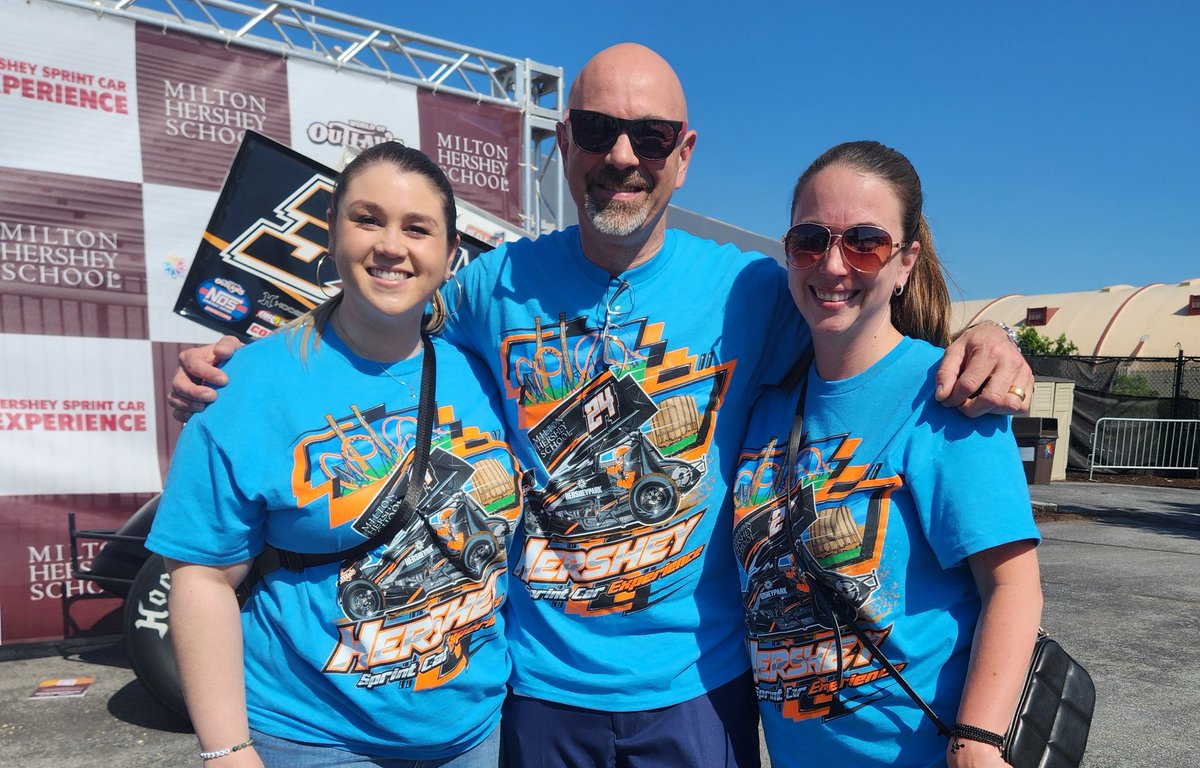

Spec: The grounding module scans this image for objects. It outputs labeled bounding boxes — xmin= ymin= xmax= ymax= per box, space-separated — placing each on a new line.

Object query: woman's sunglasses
xmin=565 ymin=109 xmax=686 ymax=161
xmin=781 ymin=222 xmax=908 ymax=274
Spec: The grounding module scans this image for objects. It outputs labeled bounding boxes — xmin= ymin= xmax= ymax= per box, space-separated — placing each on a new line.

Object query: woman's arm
xmin=947 ymin=539 xmax=1043 ymax=768
xmin=166 ymin=558 xmax=264 ymax=767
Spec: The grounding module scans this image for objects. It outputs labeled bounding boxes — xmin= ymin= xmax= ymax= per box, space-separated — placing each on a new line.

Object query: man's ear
xmin=556 ymin=121 xmax=570 ymax=170
xmin=672 ymin=129 xmax=698 ymax=190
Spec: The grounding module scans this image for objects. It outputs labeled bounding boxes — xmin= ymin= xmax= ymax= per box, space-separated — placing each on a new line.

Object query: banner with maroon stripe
xmin=0 ymin=0 xmax=523 ymax=645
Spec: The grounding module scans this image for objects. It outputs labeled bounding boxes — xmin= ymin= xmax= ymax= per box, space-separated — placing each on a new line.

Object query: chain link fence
xmin=1027 ymin=354 xmax=1200 ymax=474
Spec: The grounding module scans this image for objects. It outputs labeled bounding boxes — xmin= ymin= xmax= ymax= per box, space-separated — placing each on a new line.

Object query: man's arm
xmin=167 ymin=335 xmax=244 ymax=423
xmin=937 ymin=323 xmax=1033 ymax=418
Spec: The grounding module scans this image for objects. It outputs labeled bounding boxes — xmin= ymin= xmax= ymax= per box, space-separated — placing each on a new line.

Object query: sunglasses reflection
xmin=568 ymin=109 xmax=686 ymax=161
xmin=782 ymin=223 xmax=906 ymax=274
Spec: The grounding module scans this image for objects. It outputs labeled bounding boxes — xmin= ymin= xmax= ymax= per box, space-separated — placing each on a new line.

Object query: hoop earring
xmin=440 ymin=272 xmax=465 ymax=320
xmin=424 ymin=292 xmax=448 ymax=335
xmin=894 ymin=283 xmax=905 ymax=297
xmin=422 ymin=273 xmax=466 ymax=335
xmin=316 ymin=253 xmax=339 ymax=300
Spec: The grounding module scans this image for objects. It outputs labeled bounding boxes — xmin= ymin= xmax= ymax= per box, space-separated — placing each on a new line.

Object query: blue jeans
xmin=249 ymin=726 xmax=500 ymax=768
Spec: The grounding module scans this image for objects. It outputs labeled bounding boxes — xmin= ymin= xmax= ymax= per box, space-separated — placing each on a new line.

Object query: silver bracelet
xmin=980 ymin=319 xmax=1020 ymax=347
xmin=199 ymin=737 xmax=254 ymax=761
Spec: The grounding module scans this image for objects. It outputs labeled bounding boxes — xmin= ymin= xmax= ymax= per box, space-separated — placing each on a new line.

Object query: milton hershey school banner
xmin=0 ymin=0 xmax=523 ymax=644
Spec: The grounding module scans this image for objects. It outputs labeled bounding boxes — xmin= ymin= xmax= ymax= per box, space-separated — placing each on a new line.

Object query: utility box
xmin=1013 ymin=417 xmax=1058 ymax=485
xmin=1028 ymin=377 xmax=1076 ymax=481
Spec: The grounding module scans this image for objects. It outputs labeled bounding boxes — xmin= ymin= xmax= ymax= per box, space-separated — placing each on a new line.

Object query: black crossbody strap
xmin=837 ymin=615 xmax=953 ymax=737
xmin=240 ymin=335 xmax=438 ymax=596
xmin=782 ymin=349 xmax=952 ymax=739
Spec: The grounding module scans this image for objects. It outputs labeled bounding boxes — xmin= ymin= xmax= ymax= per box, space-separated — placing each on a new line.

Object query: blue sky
xmin=318 ymin=0 xmax=1199 ymax=301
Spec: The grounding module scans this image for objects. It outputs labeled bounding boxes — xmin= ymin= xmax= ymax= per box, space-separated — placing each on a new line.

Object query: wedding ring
xmin=1008 ymin=385 xmax=1027 ymax=401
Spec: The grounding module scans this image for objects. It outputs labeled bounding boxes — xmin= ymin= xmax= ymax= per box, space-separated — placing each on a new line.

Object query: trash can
xmin=1013 ymin=417 xmax=1057 ymax=485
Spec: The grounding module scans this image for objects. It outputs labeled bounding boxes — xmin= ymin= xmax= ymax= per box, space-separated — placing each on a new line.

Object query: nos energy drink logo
xmin=197 ymin=277 xmax=249 ymax=322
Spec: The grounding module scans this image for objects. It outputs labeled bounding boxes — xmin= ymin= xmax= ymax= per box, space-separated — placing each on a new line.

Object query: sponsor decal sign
xmin=175 ymin=132 xmax=500 ymax=341
xmin=173 ymin=131 xmax=336 ymax=340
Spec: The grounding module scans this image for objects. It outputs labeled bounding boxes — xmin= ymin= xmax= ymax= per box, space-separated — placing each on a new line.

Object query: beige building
xmin=952 ymin=277 xmax=1200 ymax=358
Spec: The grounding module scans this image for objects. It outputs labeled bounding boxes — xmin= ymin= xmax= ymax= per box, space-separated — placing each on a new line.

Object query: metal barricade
xmin=1089 ymin=418 xmax=1200 ymax=479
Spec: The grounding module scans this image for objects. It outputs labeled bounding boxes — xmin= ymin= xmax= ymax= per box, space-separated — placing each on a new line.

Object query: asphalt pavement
xmin=0 ymin=480 xmax=1196 ymax=767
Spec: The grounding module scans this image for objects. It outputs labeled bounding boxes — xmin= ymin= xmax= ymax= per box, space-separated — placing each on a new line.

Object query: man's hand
xmin=936 ymin=323 xmax=1033 ymax=417
xmin=166 ymin=335 xmax=244 ymax=423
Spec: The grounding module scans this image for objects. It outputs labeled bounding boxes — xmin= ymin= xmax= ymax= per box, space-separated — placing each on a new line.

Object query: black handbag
xmin=783 ymin=365 xmax=1096 ymax=768
xmin=1002 ymin=631 xmax=1096 ymax=768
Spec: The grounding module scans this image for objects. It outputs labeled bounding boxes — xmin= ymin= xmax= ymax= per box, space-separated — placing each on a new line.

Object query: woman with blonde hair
xmin=149 ymin=142 xmax=520 ymax=767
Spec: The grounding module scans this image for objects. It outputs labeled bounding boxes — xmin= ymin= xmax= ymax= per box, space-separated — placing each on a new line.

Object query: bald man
xmin=171 ymin=43 xmax=1032 ymax=767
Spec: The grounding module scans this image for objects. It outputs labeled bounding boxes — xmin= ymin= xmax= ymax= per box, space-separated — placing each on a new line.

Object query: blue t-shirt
xmin=732 ymin=336 xmax=1040 ymax=768
xmin=445 ymin=226 xmax=808 ymax=710
xmin=147 ymin=329 xmax=521 ymax=759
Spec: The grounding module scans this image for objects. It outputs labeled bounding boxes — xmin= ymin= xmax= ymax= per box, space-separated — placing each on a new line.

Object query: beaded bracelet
xmin=950 ymin=723 xmax=1004 ymax=752
xmin=199 ymin=737 xmax=254 ymax=761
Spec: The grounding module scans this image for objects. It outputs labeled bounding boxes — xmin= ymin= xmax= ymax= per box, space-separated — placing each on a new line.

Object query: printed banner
xmin=418 ymin=90 xmax=523 ymax=227
xmin=0 ymin=0 xmax=142 ymax=183
xmin=142 ymin=183 xmax=224 ymax=344
xmin=0 ymin=167 xmax=147 ymax=340
xmin=286 ymin=58 xmax=421 ymax=171
xmin=135 ymin=23 xmax=291 ymax=191
xmin=0 ymin=493 xmax=141 ymax=644
xmin=0 ymin=333 xmax=161 ymax=496
xmin=0 ymin=0 xmax=530 ymax=645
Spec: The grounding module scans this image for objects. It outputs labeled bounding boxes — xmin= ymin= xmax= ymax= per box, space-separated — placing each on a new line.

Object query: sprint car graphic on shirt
xmin=338 ymin=447 xmax=517 ymax=621
xmin=499 ymin=311 xmax=730 ymax=616
xmin=522 ymin=371 xmax=706 ymax=538
xmin=741 ymin=480 xmax=880 ymax=638
xmin=733 ymin=432 xmax=901 ymax=722
xmin=289 ymin=400 xmax=520 ymax=690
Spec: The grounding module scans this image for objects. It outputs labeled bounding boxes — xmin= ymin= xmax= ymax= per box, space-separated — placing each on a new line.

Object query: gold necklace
xmin=331 ymin=314 xmax=418 ymax=401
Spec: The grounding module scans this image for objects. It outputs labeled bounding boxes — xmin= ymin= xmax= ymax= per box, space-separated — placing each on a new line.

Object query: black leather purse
xmin=783 ymin=367 xmax=1096 ymax=768
xmin=1002 ymin=631 xmax=1096 ymax=768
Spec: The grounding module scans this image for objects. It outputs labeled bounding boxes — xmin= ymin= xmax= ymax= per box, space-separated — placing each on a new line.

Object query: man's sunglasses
xmin=565 ymin=109 xmax=686 ymax=161
xmin=782 ymin=222 xmax=908 ymax=274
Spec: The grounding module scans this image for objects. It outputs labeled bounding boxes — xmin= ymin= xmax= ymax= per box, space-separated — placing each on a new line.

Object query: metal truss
xmin=40 ymin=0 xmax=565 ymax=233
